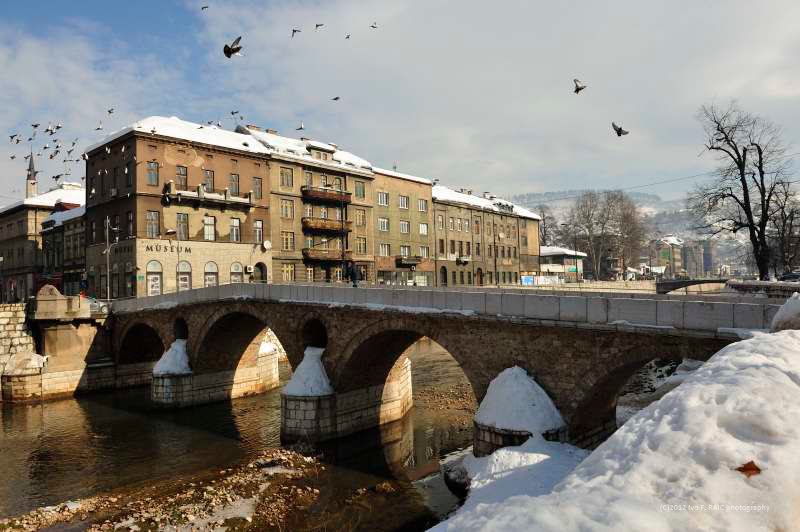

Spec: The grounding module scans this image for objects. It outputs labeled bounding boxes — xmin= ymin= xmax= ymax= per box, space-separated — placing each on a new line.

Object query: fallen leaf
xmin=735 ymin=460 xmax=761 ymax=478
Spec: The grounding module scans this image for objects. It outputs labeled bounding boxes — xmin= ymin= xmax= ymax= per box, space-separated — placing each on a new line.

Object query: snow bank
xmin=435 ymin=330 xmax=800 ymax=532
xmin=282 ymin=347 xmax=333 ymax=396
xmin=771 ymin=291 xmax=800 ymax=331
xmin=474 ymin=367 xmax=563 ymax=434
xmin=153 ymin=339 xmax=192 ymax=376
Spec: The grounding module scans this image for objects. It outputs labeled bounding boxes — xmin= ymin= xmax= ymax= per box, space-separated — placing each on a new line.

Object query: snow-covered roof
xmin=660 ymin=235 xmax=684 ymax=246
xmin=242 ymin=126 xmax=373 ymax=174
xmin=540 ymin=246 xmax=587 ymax=258
xmin=0 ymin=183 xmax=85 ymax=216
xmin=373 ymin=167 xmax=432 ymax=185
xmin=432 ymin=185 xmax=541 ymax=220
xmin=43 ymin=205 xmax=85 ymax=230
xmin=84 ymin=116 xmax=272 ymax=156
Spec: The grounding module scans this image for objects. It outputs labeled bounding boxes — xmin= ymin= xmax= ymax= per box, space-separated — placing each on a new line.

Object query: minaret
xmin=26 ymin=149 xmax=37 ymax=198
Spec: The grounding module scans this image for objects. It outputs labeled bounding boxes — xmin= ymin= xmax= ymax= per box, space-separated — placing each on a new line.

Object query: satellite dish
xmin=262 ymin=240 xmax=272 ymax=251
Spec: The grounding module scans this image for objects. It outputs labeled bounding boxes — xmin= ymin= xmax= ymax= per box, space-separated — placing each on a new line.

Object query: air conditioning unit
xmin=110 ymin=188 xmax=117 ymax=196
xmin=245 ymin=265 xmax=254 ymax=274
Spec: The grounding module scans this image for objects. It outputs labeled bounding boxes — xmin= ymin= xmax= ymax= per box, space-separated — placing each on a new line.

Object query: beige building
xmin=0 ymin=154 xmax=84 ymax=301
xmin=41 ymin=203 xmax=86 ymax=295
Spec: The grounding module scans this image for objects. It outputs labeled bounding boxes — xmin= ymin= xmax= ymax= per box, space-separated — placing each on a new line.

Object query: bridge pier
xmin=281 ymin=356 xmax=413 ymax=443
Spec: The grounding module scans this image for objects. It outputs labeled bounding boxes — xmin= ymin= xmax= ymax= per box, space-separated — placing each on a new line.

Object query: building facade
xmin=539 ymin=246 xmax=586 ymax=281
xmin=41 ymin=203 xmax=86 ymax=295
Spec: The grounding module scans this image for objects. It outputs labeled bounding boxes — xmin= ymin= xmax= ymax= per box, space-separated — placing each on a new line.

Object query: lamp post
xmin=165 ymin=227 xmax=181 ymax=291
xmin=103 ymin=216 xmax=120 ymax=300
xmin=0 ymin=256 xmax=4 ymax=302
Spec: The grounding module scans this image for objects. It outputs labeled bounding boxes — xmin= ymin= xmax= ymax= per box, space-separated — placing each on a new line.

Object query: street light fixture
xmin=103 ymin=216 xmax=120 ymax=301
xmin=165 ymin=227 xmax=182 ymax=291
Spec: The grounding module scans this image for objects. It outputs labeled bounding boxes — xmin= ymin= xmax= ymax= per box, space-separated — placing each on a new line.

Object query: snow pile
xmin=539 ymin=246 xmax=587 ymax=257
xmin=258 ymin=340 xmax=277 ymax=355
xmin=662 ymin=358 xmax=705 ymax=387
xmin=474 ymin=367 xmax=563 ymax=434
xmin=153 ymin=339 xmax=192 ymax=376
xmin=770 ymin=291 xmax=800 ymax=331
xmin=435 ymin=330 xmax=800 ymax=532
xmin=282 ymin=347 xmax=333 ymax=396
xmin=4 ymin=353 xmax=48 ymax=374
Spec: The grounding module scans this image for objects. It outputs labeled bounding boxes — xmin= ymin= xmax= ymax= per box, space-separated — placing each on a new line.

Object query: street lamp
xmin=103 ymin=216 xmax=120 ymax=301
xmin=165 ymin=227 xmax=181 ymax=291
xmin=560 ymin=223 xmax=579 ymax=282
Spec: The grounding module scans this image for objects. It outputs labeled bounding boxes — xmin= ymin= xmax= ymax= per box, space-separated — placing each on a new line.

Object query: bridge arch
xmin=118 ymin=322 xmax=166 ymax=365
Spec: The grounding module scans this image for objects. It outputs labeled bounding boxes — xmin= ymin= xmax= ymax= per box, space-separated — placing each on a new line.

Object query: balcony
xmin=164 ymin=182 xmax=253 ymax=208
xmin=395 ymin=256 xmax=423 ymax=268
xmin=301 ymin=185 xmax=351 ymax=204
xmin=302 ymin=248 xmax=353 ymax=261
xmin=302 ymin=217 xmax=353 ymax=233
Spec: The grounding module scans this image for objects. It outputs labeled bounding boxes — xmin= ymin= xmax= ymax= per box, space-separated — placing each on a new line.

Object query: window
xmin=476 ymin=242 xmax=481 ymax=256
xmin=203 ymin=216 xmax=216 ymax=241
xmin=400 ymin=245 xmax=411 ymax=257
xmin=452 ymin=271 xmax=457 ymax=285
xmin=305 ymin=204 xmax=313 ymax=218
xmin=464 ymin=219 xmax=470 ymax=232
xmin=176 ymin=213 xmax=189 ymax=240
xmin=437 ymin=215 xmax=444 ymax=230
xmin=458 ymin=241 xmax=464 ymax=256
xmin=419 ymin=245 xmax=429 ymax=258
xmin=334 ymin=177 xmax=342 ymax=190
xmin=418 ymin=199 xmax=428 ymax=212
xmin=468 ymin=271 xmax=473 ymax=284
xmin=203 ymin=169 xmax=214 ymax=191
xmin=125 ymin=262 xmax=134 ymax=297
xmin=356 ymin=237 xmax=367 ymax=254
xmin=377 ymin=191 xmax=389 ymax=206
xmin=334 ymin=207 xmax=342 ymax=221
xmin=306 ymin=266 xmax=315 ymax=282
xmin=449 ymin=217 xmax=454 ymax=230
xmin=398 ymin=195 xmax=409 ymax=209
xmin=280 ymin=199 xmax=294 ymax=219
xmin=474 ymin=220 xmax=481 ymax=234
xmin=304 ymin=171 xmax=312 ymax=186
xmin=147 ymin=161 xmax=159 ymax=185
xmin=355 ymin=209 xmax=366 ymax=227
xmin=419 ymin=223 xmax=428 ymax=236
xmin=305 ymin=236 xmax=314 ymax=249
xmin=252 ymin=177 xmax=262 ymax=199
xmin=280 ymin=167 xmax=293 ymax=188
xmin=177 ymin=261 xmax=192 ymax=291
xmin=456 ymin=218 xmax=462 ymax=232
xmin=230 ymin=262 xmax=244 ymax=283
xmin=379 ymin=243 xmax=391 ymax=256
xmin=438 ymin=239 xmax=445 ymax=254
xmin=125 ymin=162 xmax=132 ymax=187
xmin=282 ymin=263 xmax=295 ymax=281
xmin=460 ymin=271 xmax=465 ymax=284
xmin=450 ymin=240 xmax=455 ymax=254
xmin=176 ymin=166 xmax=188 ymax=190
xmin=146 ymin=260 xmax=162 ymax=296
xmin=230 ymin=218 xmax=241 ymax=242
xmin=378 ymin=217 xmax=389 ymax=232
xmin=281 ymin=231 xmax=295 ymax=251
xmin=204 ymin=262 xmax=218 ymax=287
xmin=399 ymin=220 xmax=410 ymax=234
xmin=146 ymin=211 xmax=160 ymax=237
xmin=355 ymin=181 xmax=365 ymax=199
xmin=466 ymin=242 xmax=471 ymax=256
xmin=229 ymin=173 xmax=240 ymax=196
xmin=320 ymin=206 xmax=328 ymax=219
xmin=253 ymin=220 xmax=263 ymax=243
xmin=127 ymin=211 xmax=134 ymax=238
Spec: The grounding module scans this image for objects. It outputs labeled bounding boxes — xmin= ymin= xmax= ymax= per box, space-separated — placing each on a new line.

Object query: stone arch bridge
xmin=107 ymin=284 xmax=783 ymax=447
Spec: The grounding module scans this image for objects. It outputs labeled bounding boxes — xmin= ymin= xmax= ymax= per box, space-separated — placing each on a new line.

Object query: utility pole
xmin=103 ymin=216 xmax=119 ymax=300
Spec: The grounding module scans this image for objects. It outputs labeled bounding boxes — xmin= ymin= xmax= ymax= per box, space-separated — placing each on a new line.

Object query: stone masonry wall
xmin=473 ymin=421 xmax=534 ymax=457
xmin=0 ymin=304 xmax=38 ymax=402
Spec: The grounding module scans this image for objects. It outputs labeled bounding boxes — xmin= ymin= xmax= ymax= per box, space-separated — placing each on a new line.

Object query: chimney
xmin=483 ymin=192 xmax=491 ymax=199
xmin=246 ymin=124 xmax=262 ymax=131
xmin=329 ymin=143 xmax=338 ymax=150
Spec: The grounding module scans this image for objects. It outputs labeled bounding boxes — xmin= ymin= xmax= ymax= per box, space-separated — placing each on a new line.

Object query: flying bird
xmin=42 ymin=144 xmax=50 ymax=151
xmin=54 ymin=123 xmax=63 ymax=130
xmin=52 ymin=174 xmax=63 ymax=181
xmin=345 ymin=33 xmax=351 ymax=39
xmin=331 ymin=96 xmax=340 ymax=101
xmin=291 ymin=28 xmax=301 ymax=38
xmin=107 ymin=108 xmax=114 ymax=115
xmin=95 ymin=122 xmax=104 ymax=131
xmin=573 ymin=79 xmax=587 ymax=94
xmin=315 ymin=23 xmax=324 ymax=30
xmin=14 ymin=137 xmax=21 ymax=145
xmin=370 ymin=22 xmax=378 ymax=29
xmin=82 ymin=153 xmax=89 ymax=161
xmin=223 ymin=36 xmax=243 ymax=58
xmin=44 ymin=124 xmax=54 ymax=135
xmin=31 ymin=123 xmax=39 ymax=129
xmin=9 ymin=155 xmax=15 ymax=160
xmin=201 ymin=5 xmax=209 ymax=10
xmin=239 ymin=115 xmax=244 ymax=121
xmin=230 ymin=110 xmax=239 ymax=116
xmin=105 ymin=146 xmax=111 ymax=154
xmin=296 ymin=121 xmax=305 ymax=131
xmin=9 ymin=134 xmax=18 ymax=142
xmin=612 ymin=122 xmax=629 ymax=137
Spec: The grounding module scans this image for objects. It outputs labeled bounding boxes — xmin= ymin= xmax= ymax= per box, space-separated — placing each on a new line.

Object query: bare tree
xmin=769 ymin=182 xmax=800 ymax=274
xmin=536 ymin=204 xmax=557 ymax=246
xmin=689 ymin=102 xmax=792 ymax=280
xmin=614 ymin=192 xmax=647 ymax=271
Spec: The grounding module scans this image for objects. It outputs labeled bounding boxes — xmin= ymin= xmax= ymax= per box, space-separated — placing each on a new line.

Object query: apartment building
xmin=0 ymin=155 xmax=84 ymax=301
xmin=41 ymin=202 xmax=86 ymax=295
xmin=83 ymin=117 xmax=272 ymax=298
xmin=372 ymin=168 xmax=435 ymax=286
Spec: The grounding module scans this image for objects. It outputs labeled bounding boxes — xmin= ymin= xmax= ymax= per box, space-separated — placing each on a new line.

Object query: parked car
xmin=83 ymin=296 xmax=110 ymax=314
xmin=778 ymin=272 xmax=800 ymax=282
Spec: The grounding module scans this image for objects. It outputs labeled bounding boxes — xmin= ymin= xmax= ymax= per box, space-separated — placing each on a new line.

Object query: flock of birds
xmin=5 ymin=5 xmax=630 ymax=192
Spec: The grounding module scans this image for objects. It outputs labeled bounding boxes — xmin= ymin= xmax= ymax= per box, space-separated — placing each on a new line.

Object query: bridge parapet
xmin=111 ymin=283 xmax=784 ymax=336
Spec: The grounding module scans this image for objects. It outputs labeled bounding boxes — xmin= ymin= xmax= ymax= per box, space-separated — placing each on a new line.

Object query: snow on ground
xmin=474 ymin=367 xmax=563 ymax=434
xmin=434 ymin=329 xmax=800 ymax=532
xmin=153 ymin=339 xmax=192 ymax=376
xmin=282 ymin=347 xmax=333 ymax=396
xmin=771 ymin=291 xmax=800 ymax=331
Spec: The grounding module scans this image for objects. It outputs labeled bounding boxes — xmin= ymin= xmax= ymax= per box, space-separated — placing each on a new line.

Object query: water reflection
xmin=0 ymin=340 xmax=474 ymax=521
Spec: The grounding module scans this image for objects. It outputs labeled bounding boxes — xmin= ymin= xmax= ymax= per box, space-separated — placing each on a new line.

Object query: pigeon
xmin=71 ymin=138 xmax=78 ymax=146
xmin=315 ymin=23 xmax=324 ymax=30
xmin=82 ymin=153 xmax=89 ymax=161
xmin=24 ymin=154 xmax=31 ymax=160
xmin=370 ymin=22 xmax=378 ymax=29
xmin=291 ymin=28 xmax=301 ymax=38
xmin=44 ymin=124 xmax=55 ymax=135
xmin=9 ymin=155 xmax=15 ymax=160
xmin=105 ymin=146 xmax=111 ymax=154
xmin=223 ymin=36 xmax=243 ymax=58
xmin=201 ymin=5 xmax=209 ymax=10
xmin=230 ymin=110 xmax=239 ymax=116
xmin=9 ymin=134 xmax=18 ymax=142
xmin=54 ymin=123 xmax=63 ymax=130
xmin=573 ymin=79 xmax=587 ymax=94
xmin=332 ymin=96 xmax=340 ymax=101
xmin=121 ymin=145 xmax=126 ymax=153
xmin=52 ymin=174 xmax=63 ymax=181
xmin=345 ymin=33 xmax=351 ymax=39
xmin=612 ymin=122 xmax=629 ymax=137
xmin=239 ymin=115 xmax=244 ymax=121
xmin=31 ymin=123 xmax=39 ymax=129
xmin=14 ymin=137 xmax=20 ymax=144
xmin=95 ymin=122 xmax=104 ymax=131
xmin=27 ymin=137 xmax=34 ymax=142
xmin=49 ymin=150 xmax=60 ymax=159
xmin=107 ymin=108 xmax=114 ymax=115
xmin=42 ymin=144 xmax=50 ymax=151
xmin=296 ymin=121 xmax=305 ymax=131
xmin=150 ymin=127 xmax=157 ymax=134
xmin=242 ymin=141 xmax=250 ymax=147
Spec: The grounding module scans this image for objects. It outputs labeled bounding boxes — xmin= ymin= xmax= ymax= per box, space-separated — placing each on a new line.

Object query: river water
xmin=0 ymin=339 xmax=476 ymax=528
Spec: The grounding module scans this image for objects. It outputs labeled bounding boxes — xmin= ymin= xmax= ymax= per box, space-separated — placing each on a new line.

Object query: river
xmin=0 ymin=338 xmax=476 ymax=529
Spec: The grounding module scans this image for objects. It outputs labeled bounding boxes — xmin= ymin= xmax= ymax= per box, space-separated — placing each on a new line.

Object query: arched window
xmin=439 ymin=266 xmax=448 ymax=287
xmin=177 ymin=260 xmax=192 ymax=292
xmin=111 ymin=263 xmax=120 ymax=299
xmin=204 ymin=261 xmax=219 ymax=287
xmin=125 ymin=262 xmax=134 ymax=297
xmin=254 ymin=262 xmax=267 ymax=282
xmin=230 ymin=262 xmax=244 ymax=284
xmin=146 ymin=260 xmax=163 ymax=296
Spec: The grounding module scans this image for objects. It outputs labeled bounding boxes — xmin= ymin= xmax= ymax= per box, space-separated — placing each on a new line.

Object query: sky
xmin=1 ymin=0 xmax=799 ymax=205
